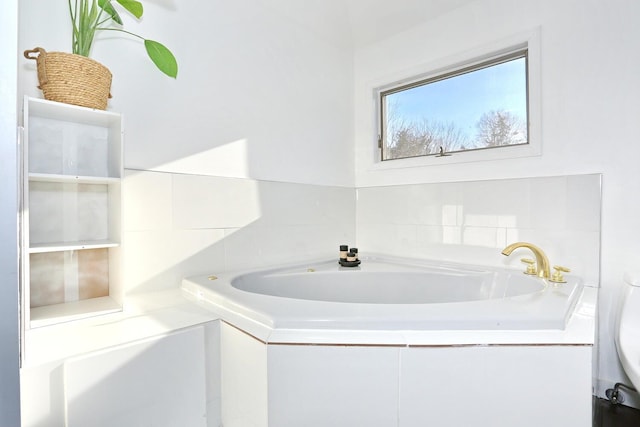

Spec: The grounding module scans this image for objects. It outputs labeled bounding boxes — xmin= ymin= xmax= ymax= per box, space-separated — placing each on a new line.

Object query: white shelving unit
xmin=21 ymin=96 xmax=123 ymax=328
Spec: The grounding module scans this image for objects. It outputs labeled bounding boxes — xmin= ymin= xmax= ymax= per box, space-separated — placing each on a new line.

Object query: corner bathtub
xmin=181 ymin=255 xmax=593 ymax=345
xmin=182 ymin=256 xmax=596 ymax=427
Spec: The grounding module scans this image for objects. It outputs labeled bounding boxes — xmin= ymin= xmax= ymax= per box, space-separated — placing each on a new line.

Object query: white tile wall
xmin=123 ymin=171 xmax=600 ymax=294
xmin=122 ymin=171 xmax=172 ymax=232
xmin=123 ymin=229 xmax=226 ymax=294
xmin=356 ymin=174 xmax=601 ymax=285
xmin=173 ymin=174 xmax=262 ymax=230
xmin=123 ymin=170 xmax=355 ymax=294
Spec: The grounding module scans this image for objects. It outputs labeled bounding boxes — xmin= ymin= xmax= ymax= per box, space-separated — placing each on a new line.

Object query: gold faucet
xmin=501 ymin=242 xmax=550 ymax=279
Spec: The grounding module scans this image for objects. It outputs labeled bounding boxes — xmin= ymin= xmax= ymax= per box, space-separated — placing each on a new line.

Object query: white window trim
xmin=368 ymin=27 xmax=541 ymax=170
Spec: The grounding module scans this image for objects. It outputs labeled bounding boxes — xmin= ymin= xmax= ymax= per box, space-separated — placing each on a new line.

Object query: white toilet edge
xmin=617 ymin=334 xmax=640 ymax=392
xmin=618 ymin=272 xmax=640 ymax=391
xmin=623 ymin=271 xmax=640 ymax=287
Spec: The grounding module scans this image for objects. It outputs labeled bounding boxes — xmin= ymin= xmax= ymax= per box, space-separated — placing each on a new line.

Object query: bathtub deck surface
xmin=182 ymin=255 xmax=598 ymax=347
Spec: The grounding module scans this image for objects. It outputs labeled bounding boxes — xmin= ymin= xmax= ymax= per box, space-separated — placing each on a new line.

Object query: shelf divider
xmin=29 ymin=240 xmax=120 ymax=253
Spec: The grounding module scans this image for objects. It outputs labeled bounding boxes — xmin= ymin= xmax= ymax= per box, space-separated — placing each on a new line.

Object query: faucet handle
xmin=550 ymin=265 xmax=570 ymax=283
xmin=520 ymin=258 xmax=537 ymax=275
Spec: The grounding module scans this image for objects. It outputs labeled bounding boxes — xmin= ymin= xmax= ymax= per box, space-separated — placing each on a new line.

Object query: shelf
xmin=30 ymin=296 xmax=122 ymax=329
xmin=29 ymin=173 xmax=120 ymax=184
xmin=28 ymin=180 xmax=120 ymax=246
xmin=29 ymin=240 xmax=119 ymax=253
xmin=25 ymin=95 xmax=122 ymax=179
xmin=22 ymin=96 xmax=124 ymax=331
xmin=26 ymin=97 xmax=121 ymax=128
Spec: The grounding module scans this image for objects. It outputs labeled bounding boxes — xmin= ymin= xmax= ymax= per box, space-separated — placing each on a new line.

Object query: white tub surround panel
xmin=221 ymin=322 xmax=268 ymax=427
xmin=20 ymin=291 xmax=220 ymax=427
xmin=356 ymin=174 xmax=601 ymax=286
xmin=64 ymin=327 xmax=208 ymax=427
xmin=124 ymin=169 xmax=356 ymax=295
xmin=20 ymin=292 xmax=221 ymax=427
xmin=212 ymin=319 xmax=594 ymax=427
xmin=268 ymin=344 xmax=399 ymax=427
xmin=400 ymin=345 xmax=592 ymax=427
xmin=220 ymin=322 xmax=401 ymax=427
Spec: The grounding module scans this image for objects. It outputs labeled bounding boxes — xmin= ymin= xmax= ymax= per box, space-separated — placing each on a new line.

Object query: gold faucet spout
xmin=501 ymin=242 xmax=550 ymax=279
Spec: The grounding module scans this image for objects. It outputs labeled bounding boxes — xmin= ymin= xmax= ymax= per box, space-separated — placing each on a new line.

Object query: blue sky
xmin=386 ymin=57 xmax=527 ymax=140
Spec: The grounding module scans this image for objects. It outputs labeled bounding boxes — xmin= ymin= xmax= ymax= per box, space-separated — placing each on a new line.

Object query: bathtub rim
xmin=181 ymin=255 xmax=597 ymax=347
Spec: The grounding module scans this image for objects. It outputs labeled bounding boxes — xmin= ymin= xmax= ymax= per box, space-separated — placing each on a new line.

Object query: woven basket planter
xmin=24 ymin=47 xmax=112 ymax=110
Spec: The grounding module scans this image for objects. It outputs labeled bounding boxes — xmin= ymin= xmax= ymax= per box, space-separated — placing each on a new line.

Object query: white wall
xmin=19 ymin=0 xmax=355 ymax=187
xmin=0 ymin=0 xmax=22 ymax=424
xmin=354 ymin=0 xmax=640 ymax=402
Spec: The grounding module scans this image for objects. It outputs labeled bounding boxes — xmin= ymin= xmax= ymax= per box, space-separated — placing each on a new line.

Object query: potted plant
xmin=24 ymin=0 xmax=178 ymax=110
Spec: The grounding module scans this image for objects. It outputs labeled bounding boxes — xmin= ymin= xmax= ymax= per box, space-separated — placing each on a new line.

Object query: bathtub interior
xmin=230 ymin=259 xmax=548 ymax=304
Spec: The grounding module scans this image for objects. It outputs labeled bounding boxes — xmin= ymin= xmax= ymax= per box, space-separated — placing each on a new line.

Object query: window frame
xmin=370 ymin=29 xmax=541 ymax=170
xmin=379 ymin=48 xmax=529 ymax=161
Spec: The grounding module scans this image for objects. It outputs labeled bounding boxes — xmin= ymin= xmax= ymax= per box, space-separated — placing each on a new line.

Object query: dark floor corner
xmin=594 ymin=397 xmax=640 ymax=427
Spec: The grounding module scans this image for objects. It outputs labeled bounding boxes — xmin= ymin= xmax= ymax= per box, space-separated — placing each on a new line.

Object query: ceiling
xmin=257 ymin=0 xmax=479 ymax=50
xmin=345 ymin=0 xmax=478 ymax=48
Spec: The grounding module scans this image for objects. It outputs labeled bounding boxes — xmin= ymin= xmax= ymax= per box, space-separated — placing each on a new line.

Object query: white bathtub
xmin=182 ymin=255 xmax=596 ymax=427
xmin=181 ymin=255 xmax=585 ymax=335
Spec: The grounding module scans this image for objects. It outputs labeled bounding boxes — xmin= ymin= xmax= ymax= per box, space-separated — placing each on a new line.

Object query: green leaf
xmin=98 ymin=0 xmax=123 ymax=25
xmin=144 ymin=39 xmax=178 ymax=78
xmin=115 ymin=0 xmax=143 ymax=19
xmin=88 ymin=0 xmax=100 ymax=23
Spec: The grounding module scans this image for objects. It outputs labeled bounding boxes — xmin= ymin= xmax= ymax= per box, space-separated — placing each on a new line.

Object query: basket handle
xmin=23 ymin=47 xmax=48 ymax=87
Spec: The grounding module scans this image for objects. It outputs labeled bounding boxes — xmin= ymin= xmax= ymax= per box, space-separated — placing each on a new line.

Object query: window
xmin=379 ymin=49 xmax=529 ymax=161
